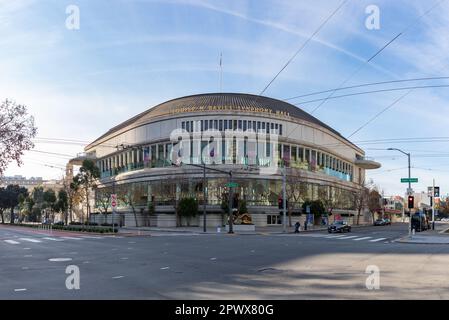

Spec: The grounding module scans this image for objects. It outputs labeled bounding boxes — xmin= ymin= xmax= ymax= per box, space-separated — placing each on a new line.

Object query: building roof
xmin=87 ymin=93 xmax=356 ymax=149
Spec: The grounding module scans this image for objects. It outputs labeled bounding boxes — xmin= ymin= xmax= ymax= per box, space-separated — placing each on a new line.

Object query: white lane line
xmin=61 ymin=237 xmax=83 ymax=240
xmin=325 ymin=235 xmax=347 ymax=238
xmin=337 ymin=236 xmax=359 ymax=239
xmin=14 ymin=288 xmax=27 ymax=292
xmin=112 ymin=276 xmax=124 ymax=279
xmin=19 ymin=238 xmax=41 ymax=243
xmin=353 ymin=237 xmax=372 ymax=241
xmin=160 ymin=267 xmax=170 ymax=270
xmin=4 ymin=240 xmax=20 ymax=244
xmin=370 ymin=238 xmax=387 ymax=242
xmin=81 ymin=236 xmax=103 ymax=239
xmin=42 ymin=237 xmax=64 ymax=241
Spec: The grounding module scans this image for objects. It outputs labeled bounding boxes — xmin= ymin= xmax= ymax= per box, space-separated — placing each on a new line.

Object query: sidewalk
xmin=396 ymin=225 xmax=449 ymax=244
xmin=118 ymin=223 xmax=376 ymax=236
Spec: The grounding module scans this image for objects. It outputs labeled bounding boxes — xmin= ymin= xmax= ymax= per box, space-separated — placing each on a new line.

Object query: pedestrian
xmin=294 ymin=221 xmax=300 ymax=233
xmin=304 ymin=220 xmax=308 ymax=231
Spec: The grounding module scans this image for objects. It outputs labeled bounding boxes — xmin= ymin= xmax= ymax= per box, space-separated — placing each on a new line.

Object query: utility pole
xmin=282 ymin=166 xmax=287 ymax=233
xmin=387 ymin=148 xmax=412 ymax=235
xmin=228 ymin=171 xmax=234 ymax=234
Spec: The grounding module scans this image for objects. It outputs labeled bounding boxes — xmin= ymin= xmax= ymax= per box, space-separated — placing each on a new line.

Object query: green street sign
xmin=401 ymin=178 xmax=418 ymax=183
xmin=226 ymin=182 xmax=238 ymax=188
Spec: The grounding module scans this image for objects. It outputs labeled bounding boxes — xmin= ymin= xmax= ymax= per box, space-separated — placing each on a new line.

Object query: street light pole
xmin=203 ymin=163 xmax=207 ymax=233
xmin=387 ymin=148 xmax=412 ymax=236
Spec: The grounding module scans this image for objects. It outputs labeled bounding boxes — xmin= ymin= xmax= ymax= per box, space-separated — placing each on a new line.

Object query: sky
xmin=2 ymin=0 xmax=449 ymax=197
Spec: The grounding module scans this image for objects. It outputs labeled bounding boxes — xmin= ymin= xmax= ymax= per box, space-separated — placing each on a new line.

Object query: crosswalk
xmin=287 ymin=233 xmax=391 ymax=243
xmin=2 ymin=235 xmax=109 ymax=246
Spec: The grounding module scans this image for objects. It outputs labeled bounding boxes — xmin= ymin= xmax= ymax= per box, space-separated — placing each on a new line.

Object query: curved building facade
xmin=85 ymin=93 xmax=380 ymax=227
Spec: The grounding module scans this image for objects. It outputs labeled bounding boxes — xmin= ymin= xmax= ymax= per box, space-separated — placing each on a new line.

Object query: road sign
xmin=111 ymin=194 xmax=117 ymax=208
xmin=226 ymin=182 xmax=238 ymax=188
xmin=401 ymin=178 xmax=418 ymax=183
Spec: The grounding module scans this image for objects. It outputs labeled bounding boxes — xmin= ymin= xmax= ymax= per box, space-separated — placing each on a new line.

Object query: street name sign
xmin=226 ymin=182 xmax=238 ymax=188
xmin=401 ymin=178 xmax=418 ymax=183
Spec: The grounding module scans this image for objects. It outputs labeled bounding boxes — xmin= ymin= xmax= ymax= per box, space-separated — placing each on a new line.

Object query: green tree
xmin=4 ymin=185 xmax=28 ymax=224
xmin=43 ymin=189 xmax=57 ymax=222
xmin=178 ymin=198 xmax=198 ymax=227
xmin=55 ymin=190 xmax=69 ymax=224
xmin=0 ymin=187 xmax=7 ymax=224
xmin=74 ymin=159 xmax=100 ymax=223
xmin=302 ymin=199 xmax=325 ymax=224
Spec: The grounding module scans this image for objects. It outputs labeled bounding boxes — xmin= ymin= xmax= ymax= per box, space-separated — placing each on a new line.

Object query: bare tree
xmin=0 ymin=100 xmax=37 ymax=175
xmin=285 ymin=168 xmax=308 ymax=227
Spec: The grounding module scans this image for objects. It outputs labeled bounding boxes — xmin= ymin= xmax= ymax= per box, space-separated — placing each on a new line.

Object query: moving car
xmin=328 ymin=220 xmax=351 ymax=233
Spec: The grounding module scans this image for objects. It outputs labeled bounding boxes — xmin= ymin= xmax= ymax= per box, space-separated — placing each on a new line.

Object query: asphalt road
xmin=1 ymin=223 xmax=449 ymax=299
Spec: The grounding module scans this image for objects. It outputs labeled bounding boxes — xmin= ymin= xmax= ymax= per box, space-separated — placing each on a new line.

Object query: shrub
xmin=178 ymin=198 xmax=198 ymax=218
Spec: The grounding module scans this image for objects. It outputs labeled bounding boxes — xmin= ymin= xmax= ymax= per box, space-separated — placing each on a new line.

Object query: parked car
xmin=383 ymin=218 xmax=391 ymax=225
xmin=328 ymin=220 xmax=351 ymax=233
xmin=374 ymin=219 xmax=386 ymax=226
xmin=411 ymin=213 xmax=431 ymax=232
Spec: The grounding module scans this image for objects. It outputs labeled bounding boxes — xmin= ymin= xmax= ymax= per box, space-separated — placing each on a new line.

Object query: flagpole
xmin=219 ymin=52 xmax=223 ymax=93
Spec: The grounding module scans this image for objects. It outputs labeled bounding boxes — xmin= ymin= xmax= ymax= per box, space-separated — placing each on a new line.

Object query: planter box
xmin=225 ymin=224 xmax=256 ymax=232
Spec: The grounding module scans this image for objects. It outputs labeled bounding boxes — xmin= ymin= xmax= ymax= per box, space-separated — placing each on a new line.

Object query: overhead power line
xmin=258 ymin=0 xmax=348 ymax=96
xmin=284 ymin=76 xmax=449 ymax=101
xmin=291 ymin=84 xmax=449 ymax=105
xmin=308 ymin=0 xmax=446 ymax=115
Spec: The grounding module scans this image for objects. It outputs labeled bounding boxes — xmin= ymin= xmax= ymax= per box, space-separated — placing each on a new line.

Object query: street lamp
xmin=386 ymin=148 xmax=412 ymax=235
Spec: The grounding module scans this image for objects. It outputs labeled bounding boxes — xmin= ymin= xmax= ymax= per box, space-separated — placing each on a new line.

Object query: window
xmin=257 ymin=121 xmax=261 ymax=131
xmin=253 ymin=121 xmax=256 ymax=131
xmin=305 ymin=149 xmax=310 ymax=164
xmin=214 ymin=120 xmax=218 ymax=130
xmin=181 ymin=122 xmax=185 ymax=130
xmin=233 ymin=120 xmax=237 ymax=130
xmin=262 ymin=122 xmax=265 ymax=130
xmin=243 ymin=120 xmax=247 ymax=131
xmin=291 ymin=146 xmax=297 ymax=161
xmin=200 ymin=120 xmax=204 ymax=132
xmin=219 ymin=119 xmax=223 ymax=131
xmin=209 ymin=120 xmax=213 ymax=129
xmin=224 ymin=119 xmax=228 ymax=130
xmin=279 ymin=124 xmax=283 ymax=135
xmin=266 ymin=122 xmax=270 ymax=134
xmin=248 ymin=121 xmax=252 ymax=130
xmin=298 ymin=147 xmax=304 ymax=161
xmin=238 ymin=120 xmax=242 ymax=130
xmin=204 ymin=120 xmax=209 ymax=130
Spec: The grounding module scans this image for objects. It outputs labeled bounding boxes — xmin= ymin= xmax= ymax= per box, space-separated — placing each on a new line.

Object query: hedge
xmin=7 ymin=223 xmax=117 ymax=234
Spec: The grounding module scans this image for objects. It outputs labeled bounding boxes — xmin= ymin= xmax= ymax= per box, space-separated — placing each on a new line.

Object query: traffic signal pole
xmin=432 ymin=178 xmax=435 ymax=230
xmin=282 ymin=167 xmax=287 ymax=233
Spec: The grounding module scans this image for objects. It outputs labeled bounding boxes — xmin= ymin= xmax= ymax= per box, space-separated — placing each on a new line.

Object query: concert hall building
xmin=84 ymin=93 xmax=380 ymax=227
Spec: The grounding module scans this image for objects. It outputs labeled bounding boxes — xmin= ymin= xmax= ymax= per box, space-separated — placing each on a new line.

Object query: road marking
xmin=42 ymin=237 xmax=64 ymax=241
xmin=325 ymin=235 xmax=347 ymax=238
xmin=112 ymin=276 xmax=124 ymax=279
xmin=337 ymin=236 xmax=359 ymax=239
xmin=4 ymin=240 xmax=20 ymax=244
xmin=24 ymin=255 xmax=32 ymax=257
xmin=61 ymin=237 xmax=83 ymax=240
xmin=19 ymin=238 xmax=41 ymax=243
xmin=120 ymin=257 xmax=128 ymax=260
xmin=23 ymin=248 xmax=31 ymax=250
xmin=353 ymin=237 xmax=372 ymax=241
xmin=48 ymin=258 xmax=73 ymax=262
xmin=210 ymin=257 xmax=217 ymax=261
xmin=370 ymin=238 xmax=387 ymax=242
xmin=160 ymin=267 xmax=170 ymax=270
xmin=81 ymin=236 xmax=103 ymax=239
xmin=14 ymin=288 xmax=27 ymax=292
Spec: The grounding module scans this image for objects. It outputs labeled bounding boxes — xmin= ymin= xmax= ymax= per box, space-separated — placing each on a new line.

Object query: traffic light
xmin=408 ymin=196 xmax=414 ymax=209
xmin=434 ymin=187 xmax=440 ymax=198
